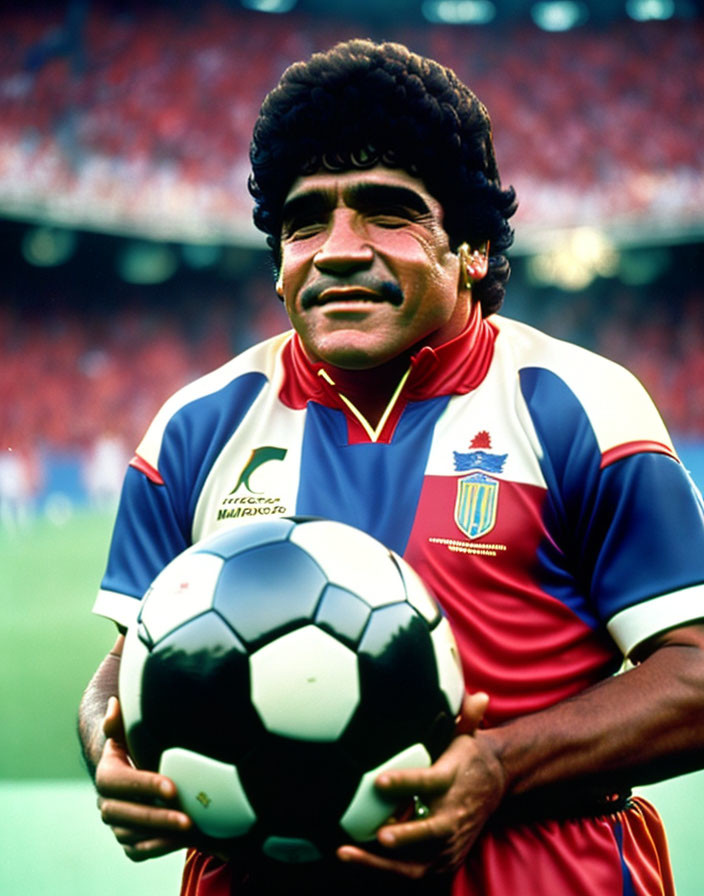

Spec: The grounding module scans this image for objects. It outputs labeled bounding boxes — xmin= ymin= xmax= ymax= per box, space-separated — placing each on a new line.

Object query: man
xmin=79 ymin=39 xmax=704 ymax=895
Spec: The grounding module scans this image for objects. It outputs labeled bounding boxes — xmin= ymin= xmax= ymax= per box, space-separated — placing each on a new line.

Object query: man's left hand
xmin=337 ymin=692 xmax=506 ymax=880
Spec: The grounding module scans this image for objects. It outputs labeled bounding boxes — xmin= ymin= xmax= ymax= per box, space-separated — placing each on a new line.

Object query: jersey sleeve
xmin=519 ymin=358 xmax=704 ymax=657
xmin=92 ymin=352 xmax=276 ymax=629
xmin=93 ymin=462 xmax=190 ymax=628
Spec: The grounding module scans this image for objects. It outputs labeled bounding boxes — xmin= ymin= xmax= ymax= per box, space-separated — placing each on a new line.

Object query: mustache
xmin=300 ymin=279 xmax=404 ymax=310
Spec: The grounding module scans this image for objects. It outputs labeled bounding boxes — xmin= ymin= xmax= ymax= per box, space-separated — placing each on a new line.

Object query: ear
xmin=458 ymin=242 xmax=490 ymax=289
xmin=275 ymin=274 xmax=284 ymax=299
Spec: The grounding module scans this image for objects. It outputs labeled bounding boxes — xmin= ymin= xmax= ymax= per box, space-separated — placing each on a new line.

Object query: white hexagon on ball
xmin=139 ymin=551 xmax=224 ymax=643
xmin=340 ymin=742 xmax=432 ymax=841
xmin=431 ymin=616 xmax=465 ymax=716
xmin=118 ymin=623 xmax=151 ymax=732
xmin=290 ymin=520 xmax=404 ymax=609
xmin=159 ymin=747 xmax=257 ymax=839
xmin=392 ymin=552 xmax=441 ymax=625
xmin=250 ymin=625 xmax=359 ymax=741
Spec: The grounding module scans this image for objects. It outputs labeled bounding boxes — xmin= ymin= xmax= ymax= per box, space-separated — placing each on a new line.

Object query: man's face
xmin=277 ymin=166 xmax=468 ymax=369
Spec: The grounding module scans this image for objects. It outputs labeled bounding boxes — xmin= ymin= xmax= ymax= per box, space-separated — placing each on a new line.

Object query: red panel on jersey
xmin=405 ymin=474 xmax=616 ymax=726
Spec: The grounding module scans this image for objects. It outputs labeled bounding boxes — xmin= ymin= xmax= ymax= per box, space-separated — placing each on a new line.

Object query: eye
xmin=367 ymin=206 xmax=415 ymax=228
xmin=282 ymin=217 xmax=326 ymax=241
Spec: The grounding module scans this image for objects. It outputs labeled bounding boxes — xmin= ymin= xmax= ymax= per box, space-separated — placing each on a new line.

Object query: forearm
xmin=78 ymin=635 xmax=123 ymax=780
xmin=482 ymin=626 xmax=704 ymax=801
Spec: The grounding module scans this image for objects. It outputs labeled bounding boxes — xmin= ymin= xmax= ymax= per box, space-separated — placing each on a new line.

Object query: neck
xmin=319 ymin=354 xmax=411 ymax=430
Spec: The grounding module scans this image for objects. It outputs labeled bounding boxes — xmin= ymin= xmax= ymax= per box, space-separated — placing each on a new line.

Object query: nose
xmin=313 ymin=210 xmax=374 ymax=275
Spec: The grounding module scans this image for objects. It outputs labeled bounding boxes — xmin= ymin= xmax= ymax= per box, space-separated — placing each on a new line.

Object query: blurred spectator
xmin=83 ymin=430 xmax=129 ymax=510
xmin=0 ymin=444 xmax=41 ymax=531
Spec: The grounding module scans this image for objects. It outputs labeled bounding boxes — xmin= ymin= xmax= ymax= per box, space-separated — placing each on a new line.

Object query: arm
xmin=338 ymin=622 xmax=704 ymax=880
xmin=78 ymin=635 xmax=194 ymax=861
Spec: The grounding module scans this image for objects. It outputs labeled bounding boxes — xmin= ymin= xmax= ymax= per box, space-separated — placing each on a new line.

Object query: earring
xmin=458 ymin=242 xmax=490 ymax=289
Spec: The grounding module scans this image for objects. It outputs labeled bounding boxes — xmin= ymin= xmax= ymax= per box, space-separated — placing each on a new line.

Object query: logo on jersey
xmin=453 ymin=431 xmax=506 ymax=540
xmin=216 ymin=445 xmax=288 ymax=521
xmin=231 ymin=446 xmax=287 ymax=494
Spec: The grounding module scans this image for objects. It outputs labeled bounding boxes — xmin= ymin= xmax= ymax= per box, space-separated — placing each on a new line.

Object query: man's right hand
xmin=96 ymin=696 xmax=195 ymax=861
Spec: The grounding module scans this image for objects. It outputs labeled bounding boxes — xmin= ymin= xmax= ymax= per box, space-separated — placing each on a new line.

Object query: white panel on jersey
xmin=93 ymin=588 xmax=141 ymax=629
xmin=422 ymin=377 xmax=547 ymax=489
xmin=340 ymin=743 xmax=432 ymax=841
xmin=430 ymin=616 xmax=466 ymax=716
xmin=160 ymin=747 xmax=257 ymax=839
xmin=191 ymin=374 xmax=306 ymax=543
xmin=607 ymin=583 xmax=704 ymax=657
xmin=118 ymin=624 xmax=150 ymax=731
xmin=136 ymin=331 xmax=292 ymax=469
xmin=493 ymin=316 xmax=674 ymax=457
xmin=139 ymin=552 xmax=223 ymax=644
xmin=290 ymin=520 xmax=405 ymax=608
xmin=250 ymin=625 xmax=359 ymax=740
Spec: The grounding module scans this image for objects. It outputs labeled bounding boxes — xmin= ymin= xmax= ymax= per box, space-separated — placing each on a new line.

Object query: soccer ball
xmin=119 ymin=517 xmax=465 ymax=863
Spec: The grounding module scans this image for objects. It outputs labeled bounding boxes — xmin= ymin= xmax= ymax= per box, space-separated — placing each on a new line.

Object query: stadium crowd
xmin=0 ymin=3 xmax=702 ymax=240
xmin=1 ymin=2 xmax=702 ymax=517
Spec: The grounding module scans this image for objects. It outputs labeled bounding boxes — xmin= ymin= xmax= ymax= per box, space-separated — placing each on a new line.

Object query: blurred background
xmin=1 ymin=1 xmax=703 ymax=893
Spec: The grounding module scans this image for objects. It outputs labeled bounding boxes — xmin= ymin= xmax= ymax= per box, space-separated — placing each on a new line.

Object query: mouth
xmin=301 ymin=281 xmax=403 ymax=310
xmin=317 ymin=286 xmax=382 ymax=305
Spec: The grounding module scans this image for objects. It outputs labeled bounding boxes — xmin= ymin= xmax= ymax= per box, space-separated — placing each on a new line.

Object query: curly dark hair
xmin=249 ymin=39 xmax=518 ymax=316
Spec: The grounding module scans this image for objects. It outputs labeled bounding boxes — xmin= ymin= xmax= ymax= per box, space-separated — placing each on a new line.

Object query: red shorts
xmin=180 ymin=797 xmax=674 ymax=896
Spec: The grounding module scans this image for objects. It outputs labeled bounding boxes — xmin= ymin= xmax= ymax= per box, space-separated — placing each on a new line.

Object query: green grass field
xmin=1 ymin=510 xmax=702 ymax=895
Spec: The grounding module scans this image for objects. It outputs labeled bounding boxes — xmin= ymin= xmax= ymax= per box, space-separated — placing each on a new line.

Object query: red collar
xmin=279 ymin=306 xmax=497 ymax=441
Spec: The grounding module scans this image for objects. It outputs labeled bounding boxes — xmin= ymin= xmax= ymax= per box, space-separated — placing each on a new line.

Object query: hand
xmin=337 ymin=692 xmax=506 ymax=881
xmin=96 ymin=696 xmax=194 ymax=861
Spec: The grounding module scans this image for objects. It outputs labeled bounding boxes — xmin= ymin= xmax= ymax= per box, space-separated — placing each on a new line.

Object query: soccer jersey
xmin=95 ymin=312 xmax=704 ymax=895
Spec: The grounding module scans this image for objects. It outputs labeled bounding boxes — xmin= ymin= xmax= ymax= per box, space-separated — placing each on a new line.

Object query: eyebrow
xmin=281 ymin=182 xmax=433 ymax=231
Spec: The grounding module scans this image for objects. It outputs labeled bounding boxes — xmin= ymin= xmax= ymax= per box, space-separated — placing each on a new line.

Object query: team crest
xmin=453 ymin=431 xmax=506 ymax=540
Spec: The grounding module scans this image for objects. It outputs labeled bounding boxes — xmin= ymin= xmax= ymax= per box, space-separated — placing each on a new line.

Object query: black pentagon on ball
xmin=120 ymin=518 xmax=464 ymax=859
xmin=314 ymin=584 xmax=372 ymax=649
xmin=236 ymin=733 xmax=361 ymax=850
xmin=129 ymin=609 xmax=265 ymax=771
xmin=340 ymin=601 xmax=455 ymax=770
xmin=213 ymin=541 xmax=327 ymax=649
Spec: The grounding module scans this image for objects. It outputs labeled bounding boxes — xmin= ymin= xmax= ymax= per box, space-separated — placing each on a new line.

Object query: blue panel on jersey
xmin=519 ymin=367 xmax=604 ymax=627
xmin=102 ymin=372 xmax=268 ymax=601
xmin=103 ymin=464 xmax=191 ymax=600
xmin=520 ymin=366 xmax=704 ymax=626
xmin=295 ymin=396 xmax=450 ymax=554
xmin=158 ymin=372 xmax=268 ymax=532
xmin=593 ymin=451 xmax=704 ymax=620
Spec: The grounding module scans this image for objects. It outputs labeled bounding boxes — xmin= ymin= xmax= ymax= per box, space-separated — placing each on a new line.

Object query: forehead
xmin=284 ymin=165 xmax=443 ymax=215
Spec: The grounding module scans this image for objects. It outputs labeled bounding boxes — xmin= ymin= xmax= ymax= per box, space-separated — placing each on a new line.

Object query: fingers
xmin=102 ymin=695 xmax=126 ymax=742
xmin=95 ymin=720 xmax=193 ymax=861
xmin=97 ymin=737 xmax=177 ymax=801
xmin=97 ymin=741 xmax=190 ymax=831
xmin=337 ymin=843 xmax=428 ymax=880
xmin=99 ymin=790 xmax=191 ymax=830
xmin=376 ymin=811 xmax=451 ymax=850
xmin=98 ymin=775 xmax=193 ymax=862
xmin=375 ymin=739 xmax=463 ymax=800
xmin=110 ymin=826 xmax=192 ymax=863
xmin=456 ymin=691 xmax=490 ymax=735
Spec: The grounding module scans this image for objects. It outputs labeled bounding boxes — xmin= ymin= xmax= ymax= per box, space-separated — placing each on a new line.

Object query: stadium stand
xmin=0 ymin=2 xmax=702 ymax=508
xmin=0 ymin=4 xmax=702 ymax=240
